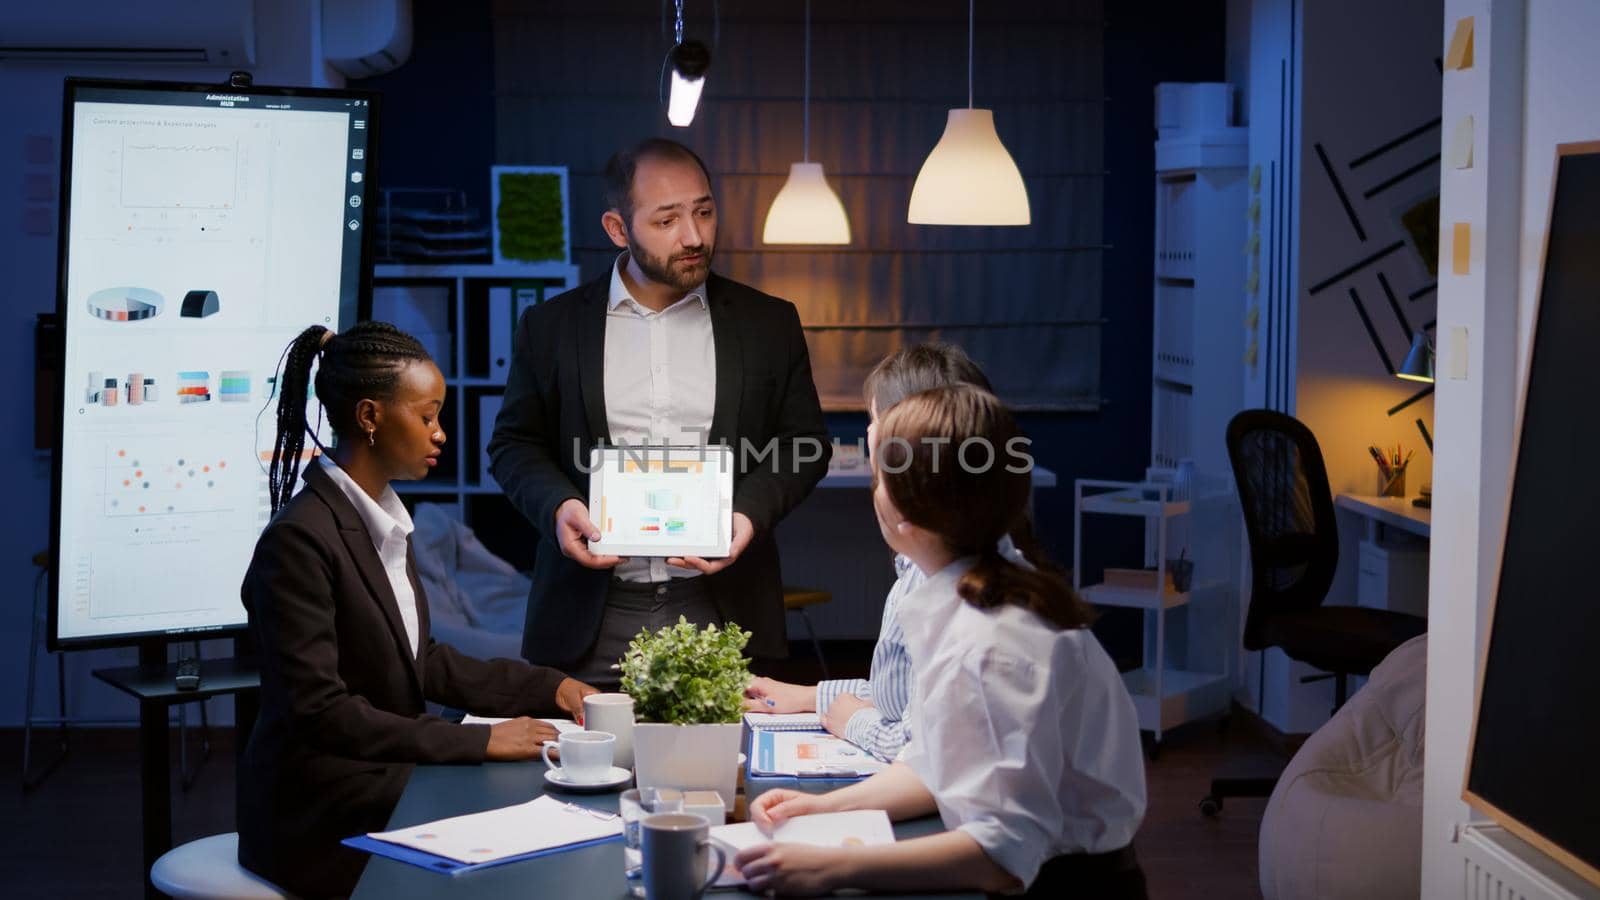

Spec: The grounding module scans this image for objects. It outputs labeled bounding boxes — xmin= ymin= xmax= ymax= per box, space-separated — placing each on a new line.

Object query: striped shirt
xmin=814 ymin=536 xmax=1024 ymax=762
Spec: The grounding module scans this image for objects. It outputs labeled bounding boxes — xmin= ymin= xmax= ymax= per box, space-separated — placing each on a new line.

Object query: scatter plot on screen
xmin=102 ymin=443 xmax=235 ymax=517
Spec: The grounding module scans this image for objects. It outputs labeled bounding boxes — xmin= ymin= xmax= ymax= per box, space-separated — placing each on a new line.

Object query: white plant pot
xmin=631 ymin=722 xmax=742 ymax=811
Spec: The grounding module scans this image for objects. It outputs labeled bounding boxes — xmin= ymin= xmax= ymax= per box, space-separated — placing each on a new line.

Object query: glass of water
xmin=620 ymin=787 xmax=683 ymax=897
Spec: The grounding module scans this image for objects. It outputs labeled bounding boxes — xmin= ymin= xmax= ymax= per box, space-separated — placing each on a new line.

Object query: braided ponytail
xmin=269 ymin=326 xmax=329 ymax=513
xmin=267 ymin=321 xmax=432 ymax=514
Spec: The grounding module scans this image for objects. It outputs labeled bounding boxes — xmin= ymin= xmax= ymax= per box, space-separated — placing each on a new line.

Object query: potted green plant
xmin=621 ymin=617 xmax=751 ymax=811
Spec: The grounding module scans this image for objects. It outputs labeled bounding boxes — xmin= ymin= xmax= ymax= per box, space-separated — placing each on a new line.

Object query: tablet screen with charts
xmin=587 ymin=445 xmax=734 ymax=558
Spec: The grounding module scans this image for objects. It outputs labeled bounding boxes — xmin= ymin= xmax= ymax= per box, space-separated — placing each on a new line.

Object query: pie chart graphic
xmin=87 ymin=287 xmax=165 ymax=322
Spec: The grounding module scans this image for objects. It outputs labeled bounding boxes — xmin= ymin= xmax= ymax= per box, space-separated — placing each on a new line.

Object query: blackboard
xmin=1465 ymin=143 xmax=1600 ymax=887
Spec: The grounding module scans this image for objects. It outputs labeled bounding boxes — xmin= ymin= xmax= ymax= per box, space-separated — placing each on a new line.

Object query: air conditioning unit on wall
xmin=0 ymin=1 xmax=256 ymax=65
xmin=0 ymin=2 xmax=411 ymax=77
xmin=323 ymin=0 xmax=412 ymax=78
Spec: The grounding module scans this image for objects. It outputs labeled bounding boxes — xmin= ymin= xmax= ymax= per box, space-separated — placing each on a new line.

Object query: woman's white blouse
xmin=898 ymin=557 xmax=1147 ymax=889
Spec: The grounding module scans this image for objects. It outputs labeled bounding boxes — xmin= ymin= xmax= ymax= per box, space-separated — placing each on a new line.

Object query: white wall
xmin=0 ymin=0 xmax=340 ymax=727
xmin=1424 ymin=0 xmax=1600 ymax=896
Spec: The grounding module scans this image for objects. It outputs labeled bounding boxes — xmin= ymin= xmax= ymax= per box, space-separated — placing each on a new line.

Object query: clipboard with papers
xmin=746 ymin=729 xmax=889 ymax=780
xmin=342 ymin=794 xmax=623 ymax=876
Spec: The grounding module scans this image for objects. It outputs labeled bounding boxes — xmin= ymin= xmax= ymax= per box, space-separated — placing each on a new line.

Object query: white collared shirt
xmin=604 ymin=252 xmax=717 ymax=583
xmin=898 ymin=557 xmax=1147 ymax=889
xmin=319 ymin=456 xmax=421 ymax=659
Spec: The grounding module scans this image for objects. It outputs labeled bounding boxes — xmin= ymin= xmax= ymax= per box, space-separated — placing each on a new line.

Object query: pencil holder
xmin=1379 ymin=467 xmax=1407 ymax=498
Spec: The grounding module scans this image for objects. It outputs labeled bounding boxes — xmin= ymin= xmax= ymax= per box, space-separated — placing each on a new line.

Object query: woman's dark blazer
xmin=236 ymin=462 xmax=568 ymax=898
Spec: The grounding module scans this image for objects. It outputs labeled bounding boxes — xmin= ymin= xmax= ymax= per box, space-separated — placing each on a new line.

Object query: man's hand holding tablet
xmin=554 ymin=498 xmax=624 ymax=569
xmin=667 ymin=511 xmax=754 ymax=574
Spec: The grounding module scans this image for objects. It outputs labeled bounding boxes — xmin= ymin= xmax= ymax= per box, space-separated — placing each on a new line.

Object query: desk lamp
xmin=1397 ymin=331 xmax=1435 ymax=383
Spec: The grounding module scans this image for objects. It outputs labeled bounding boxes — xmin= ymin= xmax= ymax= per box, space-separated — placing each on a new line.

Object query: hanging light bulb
xmin=662 ymin=1 xmax=710 ymax=127
xmin=668 ymin=40 xmax=710 ymax=127
xmin=907 ymin=0 xmax=1030 ymax=225
xmin=763 ymin=0 xmax=851 ymax=244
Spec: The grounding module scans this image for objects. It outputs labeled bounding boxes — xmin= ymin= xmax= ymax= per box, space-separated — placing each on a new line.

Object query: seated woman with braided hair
xmin=237 ymin=321 xmax=597 ymax=898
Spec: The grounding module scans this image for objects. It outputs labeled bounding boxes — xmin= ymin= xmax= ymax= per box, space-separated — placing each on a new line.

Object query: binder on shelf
xmin=479 ymin=393 xmax=504 ymax=489
xmin=488 ymin=287 xmax=513 ymax=382
xmin=512 ymin=281 xmax=545 ymax=324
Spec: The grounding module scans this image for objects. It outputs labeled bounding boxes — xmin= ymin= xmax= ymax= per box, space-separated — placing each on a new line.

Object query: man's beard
xmin=628 ymin=233 xmax=712 ymax=292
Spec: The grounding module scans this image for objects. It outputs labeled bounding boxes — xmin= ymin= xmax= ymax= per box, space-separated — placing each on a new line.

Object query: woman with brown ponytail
xmin=738 ymin=385 xmax=1148 ymax=899
xmin=238 ymin=322 xmax=596 ymax=898
xmin=745 ymin=343 xmax=1034 ymax=762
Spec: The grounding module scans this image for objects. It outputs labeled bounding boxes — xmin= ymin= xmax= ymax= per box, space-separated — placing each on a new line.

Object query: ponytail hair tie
xmin=318 ymin=329 xmax=336 ymax=351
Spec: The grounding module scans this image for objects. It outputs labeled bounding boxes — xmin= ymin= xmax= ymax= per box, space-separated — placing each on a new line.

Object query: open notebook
xmin=748 ymin=730 xmax=889 ymax=779
xmin=710 ymin=810 xmax=895 ymax=887
xmin=742 ymin=712 xmax=823 ymax=731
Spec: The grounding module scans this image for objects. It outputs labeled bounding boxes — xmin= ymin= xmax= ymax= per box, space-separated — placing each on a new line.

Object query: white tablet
xmin=588 ymin=444 xmax=734 ymax=558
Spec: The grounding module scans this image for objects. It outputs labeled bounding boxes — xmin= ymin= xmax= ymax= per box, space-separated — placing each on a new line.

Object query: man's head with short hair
xmin=599 ymin=138 xmax=719 ymax=294
xmin=603 ymin=138 xmax=715 ymax=222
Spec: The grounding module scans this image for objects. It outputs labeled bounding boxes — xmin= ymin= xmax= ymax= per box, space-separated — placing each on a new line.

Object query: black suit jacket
xmin=237 ymin=462 xmax=569 ymax=898
xmin=487 ymin=271 xmax=831 ymax=665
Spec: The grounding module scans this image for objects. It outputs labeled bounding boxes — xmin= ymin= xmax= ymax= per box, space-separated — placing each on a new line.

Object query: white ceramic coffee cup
xmin=542 ymin=729 xmax=616 ymax=783
xmin=641 ymin=813 xmax=726 ymax=900
xmin=585 ymin=693 xmax=636 ymax=769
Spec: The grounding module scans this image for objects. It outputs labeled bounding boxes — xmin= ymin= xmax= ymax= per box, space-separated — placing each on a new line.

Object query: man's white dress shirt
xmin=603 ymin=252 xmax=716 ymax=583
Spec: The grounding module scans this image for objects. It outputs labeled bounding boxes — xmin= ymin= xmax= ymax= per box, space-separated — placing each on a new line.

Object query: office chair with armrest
xmin=1201 ymin=409 xmax=1427 ymax=816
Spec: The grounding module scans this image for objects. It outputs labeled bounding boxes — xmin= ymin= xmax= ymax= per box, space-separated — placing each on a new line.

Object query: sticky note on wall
xmin=1452 ymin=222 xmax=1471 ymax=275
xmin=1450 ymin=116 xmax=1475 ymax=169
xmin=1445 ymin=16 xmax=1474 ymax=70
xmin=1448 ymin=326 xmax=1470 ymax=380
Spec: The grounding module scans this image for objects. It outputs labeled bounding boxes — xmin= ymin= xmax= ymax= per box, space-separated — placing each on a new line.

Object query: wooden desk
xmin=350 ymin=760 xmax=980 ymax=899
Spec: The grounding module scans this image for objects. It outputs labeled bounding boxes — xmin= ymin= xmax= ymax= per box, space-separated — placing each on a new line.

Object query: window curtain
xmin=492 ymin=0 xmax=1105 ymax=410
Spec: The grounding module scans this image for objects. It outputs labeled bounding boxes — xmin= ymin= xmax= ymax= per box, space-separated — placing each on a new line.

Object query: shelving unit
xmin=1073 ymin=478 xmax=1231 ymax=752
xmin=372 ymin=263 xmax=580 ymax=558
xmin=1150 ymin=129 xmax=1248 ymax=475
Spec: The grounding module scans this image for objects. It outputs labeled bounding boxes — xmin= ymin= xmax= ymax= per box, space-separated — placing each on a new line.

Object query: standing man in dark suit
xmin=488 ymin=138 xmax=831 ymax=686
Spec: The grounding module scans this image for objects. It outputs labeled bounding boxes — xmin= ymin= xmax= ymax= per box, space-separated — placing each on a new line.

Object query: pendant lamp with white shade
xmin=907 ymin=0 xmax=1031 ymax=225
xmin=763 ymin=0 xmax=851 ymax=244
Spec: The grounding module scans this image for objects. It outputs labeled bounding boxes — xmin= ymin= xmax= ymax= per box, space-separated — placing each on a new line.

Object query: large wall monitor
xmin=49 ymin=77 xmax=379 ymax=649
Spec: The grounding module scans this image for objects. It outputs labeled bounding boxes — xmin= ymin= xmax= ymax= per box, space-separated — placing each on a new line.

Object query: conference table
xmin=351 ymin=758 xmax=985 ymax=899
